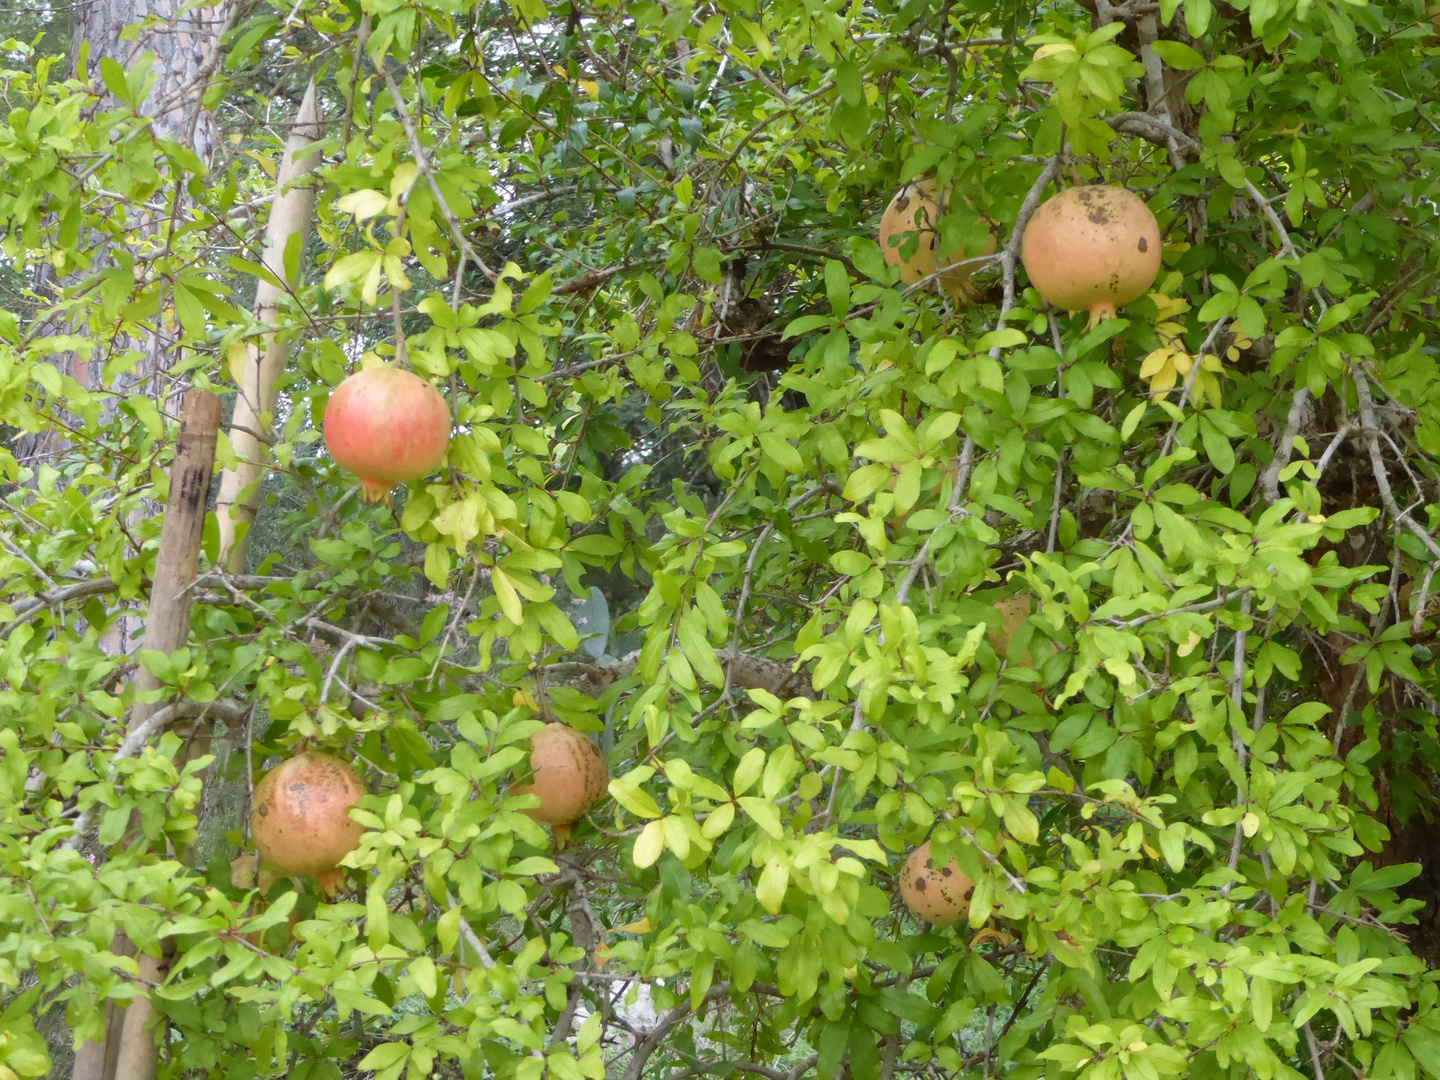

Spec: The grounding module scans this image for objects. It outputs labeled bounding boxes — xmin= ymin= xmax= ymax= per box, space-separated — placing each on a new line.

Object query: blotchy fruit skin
xmin=323 ymin=366 xmax=451 ymax=502
xmin=990 ymin=595 xmax=1034 ymax=668
xmin=251 ymin=753 xmax=366 ymax=878
xmin=879 ymin=180 xmax=996 ymax=303
xmin=899 ymin=841 xmax=976 ymax=926
xmin=1020 ymin=184 xmax=1161 ymax=325
xmin=511 ymin=724 xmax=609 ymax=833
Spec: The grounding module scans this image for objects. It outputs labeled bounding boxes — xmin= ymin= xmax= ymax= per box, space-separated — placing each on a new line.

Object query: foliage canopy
xmin=3 ymin=0 xmax=1440 ymax=1078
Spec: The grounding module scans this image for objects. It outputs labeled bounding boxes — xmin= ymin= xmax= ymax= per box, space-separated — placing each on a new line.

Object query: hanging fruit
xmin=251 ymin=752 xmax=366 ymax=878
xmin=1020 ymin=184 xmax=1161 ymax=326
xmin=878 ymin=179 xmax=995 ymax=303
xmin=899 ymin=840 xmax=976 ymax=926
xmin=990 ymin=594 xmax=1034 ymax=668
xmin=323 ymin=366 xmax=451 ymax=502
xmin=510 ymin=723 xmax=609 ymax=848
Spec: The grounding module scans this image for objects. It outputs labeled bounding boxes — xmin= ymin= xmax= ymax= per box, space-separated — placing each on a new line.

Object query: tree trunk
xmin=215 ymin=81 xmax=325 ymax=572
xmin=66 ymin=2 xmax=228 ymax=1067
xmin=73 ymin=0 xmax=228 ymax=160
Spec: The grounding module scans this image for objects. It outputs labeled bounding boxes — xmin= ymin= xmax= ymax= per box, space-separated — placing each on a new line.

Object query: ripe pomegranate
xmin=323 ymin=366 xmax=451 ymax=502
xmin=899 ymin=840 xmax=975 ymax=926
xmin=251 ymin=752 xmax=366 ymax=878
xmin=878 ymin=180 xmax=995 ymax=303
xmin=990 ymin=595 xmax=1034 ymax=667
xmin=1020 ymin=184 xmax=1161 ymax=325
xmin=511 ymin=723 xmax=609 ymax=847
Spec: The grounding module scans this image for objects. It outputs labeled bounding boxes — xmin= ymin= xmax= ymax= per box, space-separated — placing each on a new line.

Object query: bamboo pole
xmin=215 ymin=81 xmax=324 ymax=572
xmin=74 ymin=389 xmax=221 ymax=1080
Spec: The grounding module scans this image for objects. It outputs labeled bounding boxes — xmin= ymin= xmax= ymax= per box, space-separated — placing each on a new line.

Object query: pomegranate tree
xmin=878 ymin=180 xmax=995 ymax=302
xmin=511 ymin=723 xmax=609 ymax=847
xmin=323 ymin=366 xmax=451 ymax=502
xmin=251 ymin=752 xmax=366 ymax=878
xmin=899 ymin=840 xmax=975 ymax=926
xmin=1020 ymin=184 xmax=1161 ymax=325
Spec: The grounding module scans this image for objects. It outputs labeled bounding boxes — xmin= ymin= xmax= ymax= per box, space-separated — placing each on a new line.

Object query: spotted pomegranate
xmin=511 ymin=723 xmax=609 ymax=846
xmin=251 ymin=752 xmax=366 ymax=878
xmin=323 ymin=366 xmax=451 ymax=502
xmin=899 ymin=840 xmax=975 ymax=926
xmin=878 ymin=180 xmax=995 ymax=303
xmin=1020 ymin=184 xmax=1161 ymax=326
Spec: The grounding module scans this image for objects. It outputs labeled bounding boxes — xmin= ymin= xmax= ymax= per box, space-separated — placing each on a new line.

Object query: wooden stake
xmin=74 ymin=389 xmax=221 ymax=1080
xmin=131 ymin=390 xmax=223 ymax=730
xmin=216 ymin=81 xmax=324 ymax=572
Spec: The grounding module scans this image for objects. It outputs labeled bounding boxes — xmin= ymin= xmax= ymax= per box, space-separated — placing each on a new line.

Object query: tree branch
xmin=994 ymin=156 xmax=1062 ymax=333
xmin=1354 ymin=366 xmax=1440 ymax=565
xmin=623 ymin=985 xmax=733 ymax=1080
xmin=1110 ymin=111 xmax=1201 ymax=154
xmin=1262 ymin=387 xmax=1312 ymax=503
xmin=545 ymin=652 xmax=815 ymax=700
xmin=63 ymin=700 xmax=248 ymax=851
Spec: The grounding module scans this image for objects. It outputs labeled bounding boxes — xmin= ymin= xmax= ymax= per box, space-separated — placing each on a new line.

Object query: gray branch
xmin=545 ymin=652 xmax=815 ymax=701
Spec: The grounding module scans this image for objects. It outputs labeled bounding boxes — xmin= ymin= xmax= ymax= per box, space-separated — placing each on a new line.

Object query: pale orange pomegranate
xmin=990 ymin=595 xmax=1034 ymax=668
xmin=323 ymin=366 xmax=451 ymax=502
xmin=511 ymin=724 xmax=609 ymax=846
xmin=899 ymin=840 xmax=975 ymax=926
xmin=251 ymin=753 xmax=366 ymax=878
xmin=878 ymin=180 xmax=995 ymax=303
xmin=1020 ymin=184 xmax=1161 ymax=325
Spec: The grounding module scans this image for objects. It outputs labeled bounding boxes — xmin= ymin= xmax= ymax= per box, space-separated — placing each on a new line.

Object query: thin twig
xmin=1306 ymin=1023 xmax=1327 ymax=1080
xmin=1245 ymin=179 xmax=1299 ymax=261
xmin=1221 ymin=591 xmax=1253 ymax=897
xmin=1262 ymin=387 xmax=1311 ymax=503
xmin=896 ymin=437 xmax=976 ymax=606
xmin=1354 ymin=367 xmax=1440 ymax=564
xmin=381 ymin=70 xmax=498 ymax=282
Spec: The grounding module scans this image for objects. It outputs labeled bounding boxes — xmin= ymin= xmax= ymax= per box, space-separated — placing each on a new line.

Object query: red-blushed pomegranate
xmin=511 ymin=723 xmax=609 ymax=847
xmin=899 ymin=840 xmax=975 ymax=926
xmin=251 ymin=752 xmax=366 ymax=878
xmin=1020 ymin=184 xmax=1161 ymax=326
xmin=323 ymin=366 xmax=451 ymax=502
xmin=878 ymin=180 xmax=995 ymax=303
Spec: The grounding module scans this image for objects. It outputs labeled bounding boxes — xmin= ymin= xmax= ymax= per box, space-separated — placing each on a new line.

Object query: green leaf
xmin=733 ymin=748 xmax=765 ymax=797
xmin=758 ymin=431 xmax=805 ymax=474
xmin=1150 ymin=40 xmax=1206 ymax=70
xmin=1403 ymin=1024 xmax=1440 ymax=1078
xmin=1184 ymin=0 xmax=1212 ymax=33
xmin=100 ymin=57 xmax=138 ymax=108
xmin=357 ymin=1044 xmax=410 ymax=1072
xmin=738 ymin=797 xmax=784 ymax=838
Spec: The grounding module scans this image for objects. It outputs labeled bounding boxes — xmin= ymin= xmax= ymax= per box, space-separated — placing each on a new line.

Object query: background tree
xmin=2 ymin=1 xmax=1440 ymax=1080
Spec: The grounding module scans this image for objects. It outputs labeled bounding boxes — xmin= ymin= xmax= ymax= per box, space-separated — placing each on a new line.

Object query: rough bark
xmin=215 ymin=81 xmax=325 ymax=572
xmin=73 ymin=0 xmax=229 ymax=159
